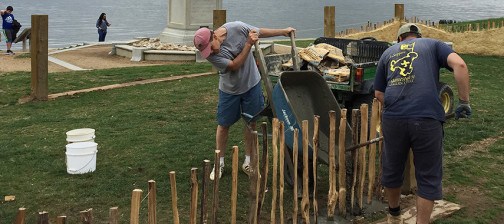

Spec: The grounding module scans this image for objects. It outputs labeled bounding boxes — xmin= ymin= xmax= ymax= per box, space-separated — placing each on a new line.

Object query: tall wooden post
xmin=14 ymin=208 xmax=26 ymax=224
xmin=394 ymin=4 xmax=405 ymax=22
xmin=212 ymin=10 xmax=226 ymax=73
xmin=258 ymin=122 xmax=269 ymax=217
xmin=200 ymin=160 xmax=211 ymax=224
xmin=231 ymin=146 xmax=239 ymax=224
xmin=37 ymin=211 xmax=49 ymax=224
xmin=292 ymin=128 xmax=299 ymax=224
xmin=148 ymin=180 xmax=157 ymax=224
xmin=324 ymin=6 xmax=335 ymax=38
xmin=279 ymin=122 xmax=285 ymax=224
xmin=358 ymin=104 xmax=369 ymax=209
xmin=131 ymin=189 xmax=143 ymax=224
xmin=190 ymin=168 xmax=199 ymax=224
xmin=212 ymin=150 xmax=221 ymax=224
xmin=248 ymin=131 xmax=260 ymax=224
xmin=170 ymin=172 xmax=180 ymax=224
xmin=31 ymin=15 xmax=49 ymax=101
xmin=312 ymin=116 xmax=320 ymax=224
xmin=109 ymin=207 xmax=119 ymax=224
xmin=327 ymin=110 xmax=338 ymax=218
xmin=367 ymin=99 xmax=380 ymax=204
xmin=270 ymin=119 xmax=279 ymax=224
xmin=338 ymin=109 xmax=348 ymax=216
xmin=301 ymin=120 xmax=310 ymax=224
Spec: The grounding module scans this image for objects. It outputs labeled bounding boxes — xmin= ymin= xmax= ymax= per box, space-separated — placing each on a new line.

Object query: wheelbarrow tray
xmin=272 ymin=71 xmax=353 ymax=165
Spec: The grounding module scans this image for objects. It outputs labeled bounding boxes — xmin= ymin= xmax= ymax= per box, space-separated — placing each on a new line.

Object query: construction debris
xmin=5 ymin=195 xmax=15 ymax=201
xmin=131 ymin=38 xmax=196 ymax=51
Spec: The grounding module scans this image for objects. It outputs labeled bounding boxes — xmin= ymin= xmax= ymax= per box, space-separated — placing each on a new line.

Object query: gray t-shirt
xmin=207 ymin=21 xmax=261 ymax=95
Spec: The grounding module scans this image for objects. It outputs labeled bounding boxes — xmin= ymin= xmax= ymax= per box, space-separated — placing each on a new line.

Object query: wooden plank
xmin=338 ymin=109 xmax=348 ymax=216
xmin=358 ymin=104 xmax=369 ymax=209
xmin=270 ymin=118 xmax=279 ymax=224
xmin=279 ymin=122 xmax=285 ymax=224
xmin=170 ymin=172 xmax=180 ymax=224
xmin=324 ymin=6 xmax=336 ymax=37
xmin=327 ymin=110 xmax=338 ymax=218
xmin=130 ymin=189 xmax=143 ymax=224
xmin=301 ymin=120 xmax=310 ymax=224
xmin=80 ymin=208 xmax=93 ymax=224
xmin=312 ymin=116 xmax=320 ymax=224
xmin=200 ymin=160 xmax=211 ymax=224
xmin=190 ymin=168 xmax=199 ymax=224
xmin=148 ymin=180 xmax=157 ymax=224
xmin=14 ymin=208 xmax=26 ymax=224
xmin=258 ymin=122 xmax=269 ymax=218
xmin=367 ymin=99 xmax=380 ymax=204
xmin=292 ymin=128 xmax=299 ymax=224
xmin=231 ymin=147 xmax=239 ymax=224
xmin=109 ymin=207 xmax=119 ymax=224
xmin=31 ymin=15 xmax=49 ymax=101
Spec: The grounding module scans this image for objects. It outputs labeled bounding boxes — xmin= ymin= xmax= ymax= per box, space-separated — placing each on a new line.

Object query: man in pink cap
xmin=194 ymin=21 xmax=295 ymax=180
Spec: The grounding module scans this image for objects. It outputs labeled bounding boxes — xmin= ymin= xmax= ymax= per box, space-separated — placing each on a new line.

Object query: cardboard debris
xmin=372 ymin=200 xmax=461 ymax=224
xmin=323 ymin=66 xmax=350 ymax=82
xmin=315 ymin=43 xmax=345 ymax=63
xmin=298 ymin=46 xmax=329 ymax=66
xmin=5 ymin=195 xmax=15 ymax=201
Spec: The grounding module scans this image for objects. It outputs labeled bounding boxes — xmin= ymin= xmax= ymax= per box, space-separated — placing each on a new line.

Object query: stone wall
xmin=341 ymin=21 xmax=504 ymax=56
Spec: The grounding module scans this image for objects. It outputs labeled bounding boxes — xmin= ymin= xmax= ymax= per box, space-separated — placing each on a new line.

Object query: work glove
xmin=455 ymin=99 xmax=471 ymax=120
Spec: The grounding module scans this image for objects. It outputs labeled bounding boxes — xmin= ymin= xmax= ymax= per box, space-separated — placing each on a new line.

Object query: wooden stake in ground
xmin=109 ymin=207 xmax=119 ymax=224
xmin=293 ymin=128 xmax=299 ymax=224
xmin=170 ymin=172 xmax=180 ymax=224
xmin=201 ymin=160 xmax=211 ymax=224
xmin=191 ymin=168 xmax=199 ymax=224
xmin=258 ymin=122 xmax=269 ymax=218
xmin=367 ymin=99 xmax=380 ymax=204
xmin=301 ymin=120 xmax=311 ymax=224
xmin=37 ymin=211 xmax=49 ymax=224
xmin=338 ymin=109 xmax=348 ymax=216
xmin=327 ymin=110 xmax=338 ymax=218
xmin=248 ymin=132 xmax=260 ymax=224
xmin=31 ymin=15 xmax=49 ymax=101
xmin=279 ymin=121 xmax=285 ymax=224
xmin=351 ymin=109 xmax=360 ymax=211
xmin=231 ymin=146 xmax=239 ymax=224
xmin=271 ymin=118 xmax=279 ymax=224
xmin=375 ymin=103 xmax=385 ymax=200
xmin=56 ymin=216 xmax=66 ymax=224
xmin=148 ymin=180 xmax=157 ymax=224
xmin=212 ymin=150 xmax=221 ymax=224
xmin=14 ymin=208 xmax=26 ymax=224
xmin=358 ymin=104 xmax=368 ymax=209
xmin=80 ymin=208 xmax=93 ymax=224
xmin=131 ymin=189 xmax=143 ymax=224
xmin=312 ymin=115 xmax=320 ymax=224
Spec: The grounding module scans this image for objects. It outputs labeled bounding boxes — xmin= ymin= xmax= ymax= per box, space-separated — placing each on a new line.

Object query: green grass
xmin=1 ymin=54 xmax=504 ymax=223
xmin=439 ymin=17 xmax=504 ymax=32
xmin=14 ymin=53 xmax=31 ymax=59
xmin=274 ymin=39 xmax=315 ymax=48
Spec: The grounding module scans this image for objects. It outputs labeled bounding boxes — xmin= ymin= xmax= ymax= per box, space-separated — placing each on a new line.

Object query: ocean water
xmin=1 ymin=0 xmax=503 ymax=50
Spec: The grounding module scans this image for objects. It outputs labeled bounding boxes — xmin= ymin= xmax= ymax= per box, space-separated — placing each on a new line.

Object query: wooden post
xmin=37 ymin=211 xmax=49 ymax=224
xmin=492 ymin=21 xmax=496 ymax=29
xmin=271 ymin=118 xmax=279 ymax=224
xmin=338 ymin=109 xmax=348 ymax=216
xmin=375 ymin=103 xmax=385 ymax=200
xmin=351 ymin=109 xmax=360 ymax=211
xmin=212 ymin=150 xmax=221 ymax=224
xmin=57 ymin=216 xmax=66 ymax=224
xmin=258 ymin=122 xmax=269 ymax=217
xmin=31 ymin=15 xmax=49 ymax=101
xmin=231 ymin=146 xmax=239 ymax=224
xmin=14 ymin=208 xmax=26 ymax=224
xmin=476 ymin=23 xmax=480 ymax=31
xmin=327 ymin=110 xmax=338 ymax=218
xmin=394 ymin=4 xmax=404 ymax=22
xmin=248 ymin=132 xmax=260 ymax=224
xmin=109 ymin=207 xmax=119 ymax=224
xmin=131 ymin=189 xmax=143 ymax=224
xmin=212 ymin=10 xmax=226 ymax=73
xmin=293 ymin=128 xmax=299 ymax=224
xmin=191 ymin=168 xmax=199 ymax=224
xmin=301 ymin=120 xmax=311 ymax=224
xmin=80 ymin=208 xmax=93 ymax=224
xmin=312 ymin=116 xmax=320 ymax=224
xmin=488 ymin=20 xmax=491 ymax=30
xmin=148 ymin=180 xmax=157 ymax=224
xmin=358 ymin=104 xmax=369 ymax=209
xmin=279 ymin=122 xmax=285 ymax=224
xmin=324 ymin=6 xmax=336 ymax=37
xmin=367 ymin=99 xmax=380 ymax=204
xmin=200 ymin=160 xmax=211 ymax=224
xmin=170 ymin=172 xmax=180 ymax=224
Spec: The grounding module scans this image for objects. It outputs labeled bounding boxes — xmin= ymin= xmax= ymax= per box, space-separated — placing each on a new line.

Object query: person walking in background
xmin=193 ymin=21 xmax=295 ymax=180
xmin=374 ymin=24 xmax=471 ymax=224
xmin=1 ymin=6 xmax=16 ymax=55
xmin=96 ymin=13 xmax=111 ymax=42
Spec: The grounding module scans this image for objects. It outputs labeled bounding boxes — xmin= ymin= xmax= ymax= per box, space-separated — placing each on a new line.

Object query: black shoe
xmin=7 ymin=50 xmax=15 ymax=55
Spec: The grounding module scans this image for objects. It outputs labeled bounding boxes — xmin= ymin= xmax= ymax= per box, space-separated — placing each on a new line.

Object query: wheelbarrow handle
xmin=290 ymin=31 xmax=300 ymax=71
xmin=254 ymin=41 xmax=277 ymax=117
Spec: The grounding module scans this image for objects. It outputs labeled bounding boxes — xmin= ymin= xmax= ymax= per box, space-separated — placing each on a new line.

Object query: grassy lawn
xmin=1 ymin=54 xmax=504 ymax=223
xmin=439 ymin=17 xmax=504 ymax=32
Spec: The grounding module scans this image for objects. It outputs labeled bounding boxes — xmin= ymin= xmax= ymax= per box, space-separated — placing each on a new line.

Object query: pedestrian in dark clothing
xmin=1 ymin=6 xmax=16 ymax=55
xmin=96 ymin=13 xmax=111 ymax=42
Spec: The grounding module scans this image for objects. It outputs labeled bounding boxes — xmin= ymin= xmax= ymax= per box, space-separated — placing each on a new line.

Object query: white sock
xmin=219 ymin=157 xmax=224 ymax=165
xmin=244 ymin=155 xmax=251 ymax=164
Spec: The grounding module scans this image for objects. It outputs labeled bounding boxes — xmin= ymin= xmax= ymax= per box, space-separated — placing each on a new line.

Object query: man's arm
xmin=259 ymin=27 xmax=295 ymax=38
xmin=227 ymin=29 xmax=259 ymax=71
xmin=0 ymin=10 xmax=5 ymax=16
xmin=447 ymin=52 xmax=470 ymax=101
xmin=375 ymin=90 xmax=384 ymax=105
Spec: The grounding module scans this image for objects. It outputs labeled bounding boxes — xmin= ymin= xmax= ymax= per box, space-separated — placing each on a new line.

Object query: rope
xmin=141 ymin=191 xmax=151 ymax=203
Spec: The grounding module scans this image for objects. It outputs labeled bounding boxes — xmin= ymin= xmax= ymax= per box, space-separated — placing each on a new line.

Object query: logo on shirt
xmin=389 ymin=42 xmax=418 ymax=86
xmin=5 ymin=16 xmax=13 ymax=24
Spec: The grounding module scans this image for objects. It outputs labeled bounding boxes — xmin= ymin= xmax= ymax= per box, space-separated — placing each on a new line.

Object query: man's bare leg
xmin=385 ymin=187 xmax=401 ymax=208
xmin=216 ymin=125 xmax=230 ymax=157
xmin=416 ymin=196 xmax=434 ymax=224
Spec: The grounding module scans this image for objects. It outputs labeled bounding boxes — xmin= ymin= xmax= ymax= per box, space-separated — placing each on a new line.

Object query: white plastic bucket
xmin=65 ymin=142 xmax=98 ymax=174
xmin=66 ymin=128 xmax=95 ymax=143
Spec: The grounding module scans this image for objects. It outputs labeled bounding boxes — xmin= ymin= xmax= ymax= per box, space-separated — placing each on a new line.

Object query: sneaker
xmin=387 ymin=213 xmax=404 ymax=224
xmin=7 ymin=50 xmax=14 ymax=55
xmin=210 ymin=163 xmax=224 ymax=181
xmin=242 ymin=161 xmax=253 ymax=176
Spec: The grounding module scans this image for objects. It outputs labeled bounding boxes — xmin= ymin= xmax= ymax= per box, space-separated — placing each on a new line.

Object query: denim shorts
xmin=217 ymin=82 xmax=265 ymax=127
xmin=380 ymin=117 xmax=444 ymax=200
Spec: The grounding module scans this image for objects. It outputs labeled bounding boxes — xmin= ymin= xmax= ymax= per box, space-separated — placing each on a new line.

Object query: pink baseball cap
xmin=194 ymin=28 xmax=212 ymax=59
